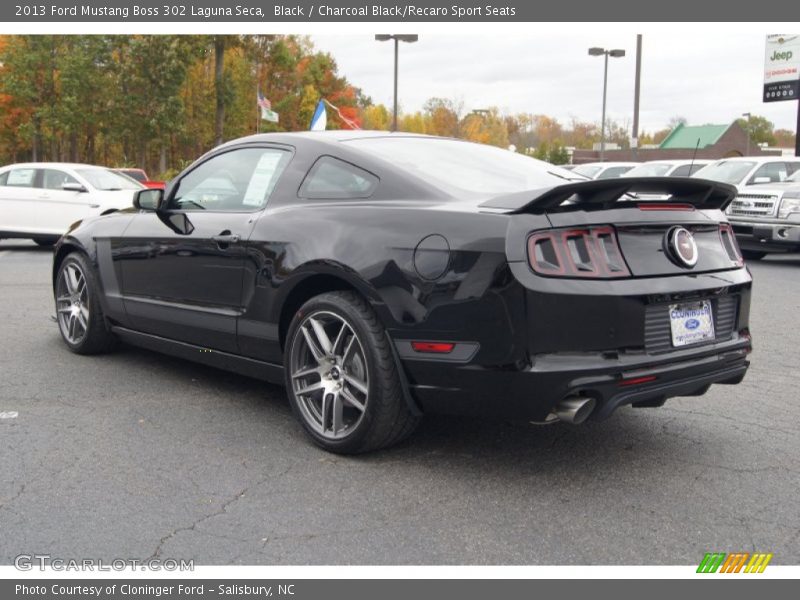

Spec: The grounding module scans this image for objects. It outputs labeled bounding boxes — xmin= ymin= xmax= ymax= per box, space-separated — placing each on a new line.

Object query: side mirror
xmin=751 ymin=176 xmax=771 ymax=185
xmin=133 ymin=188 xmax=164 ymax=211
xmin=62 ymin=182 xmax=87 ymax=193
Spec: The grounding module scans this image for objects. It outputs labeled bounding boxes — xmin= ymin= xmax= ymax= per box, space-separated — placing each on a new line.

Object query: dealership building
xmin=572 ymin=121 xmax=782 ymax=164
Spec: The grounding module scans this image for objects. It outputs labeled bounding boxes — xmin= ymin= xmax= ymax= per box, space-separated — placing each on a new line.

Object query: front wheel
xmin=54 ymin=252 xmax=116 ymax=354
xmin=284 ymin=291 xmax=419 ymax=454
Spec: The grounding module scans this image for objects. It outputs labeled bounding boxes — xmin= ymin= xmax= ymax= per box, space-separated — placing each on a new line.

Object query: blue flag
xmin=310 ymin=100 xmax=327 ymax=131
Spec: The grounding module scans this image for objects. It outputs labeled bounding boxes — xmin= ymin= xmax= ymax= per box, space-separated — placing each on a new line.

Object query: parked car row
xmin=572 ymin=156 xmax=800 ymax=259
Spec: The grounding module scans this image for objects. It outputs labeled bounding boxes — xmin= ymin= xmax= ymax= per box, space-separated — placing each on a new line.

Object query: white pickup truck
xmin=692 ymin=157 xmax=800 ymax=259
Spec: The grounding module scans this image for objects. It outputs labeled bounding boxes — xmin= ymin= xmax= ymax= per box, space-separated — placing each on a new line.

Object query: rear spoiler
xmin=480 ymin=177 xmax=738 ymax=214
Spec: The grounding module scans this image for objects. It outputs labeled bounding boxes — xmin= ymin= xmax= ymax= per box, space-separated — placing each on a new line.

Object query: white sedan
xmin=0 ymin=162 xmax=143 ymax=246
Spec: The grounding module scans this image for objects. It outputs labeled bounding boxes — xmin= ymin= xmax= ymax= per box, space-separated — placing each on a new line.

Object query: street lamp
xmin=742 ymin=112 xmax=752 ymax=156
xmin=375 ymin=34 xmax=419 ymax=132
xmin=588 ymin=46 xmax=626 ymax=161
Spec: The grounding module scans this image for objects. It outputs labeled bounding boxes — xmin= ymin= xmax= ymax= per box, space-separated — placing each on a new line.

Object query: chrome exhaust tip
xmin=555 ymin=396 xmax=596 ymax=425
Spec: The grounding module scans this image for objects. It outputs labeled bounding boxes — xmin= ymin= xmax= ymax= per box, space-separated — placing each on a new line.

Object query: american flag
xmin=257 ymin=89 xmax=271 ymax=110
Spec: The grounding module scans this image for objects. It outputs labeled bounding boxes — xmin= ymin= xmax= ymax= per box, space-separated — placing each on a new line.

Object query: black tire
xmin=284 ymin=291 xmax=419 ymax=454
xmin=742 ymin=250 xmax=767 ymax=261
xmin=34 ymin=238 xmax=55 ymax=247
xmin=54 ymin=252 xmax=117 ymax=355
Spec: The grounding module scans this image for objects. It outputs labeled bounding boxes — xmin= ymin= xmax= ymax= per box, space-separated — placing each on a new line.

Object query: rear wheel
xmin=54 ymin=252 xmax=116 ymax=354
xmin=284 ymin=291 xmax=419 ymax=454
xmin=742 ymin=250 xmax=767 ymax=261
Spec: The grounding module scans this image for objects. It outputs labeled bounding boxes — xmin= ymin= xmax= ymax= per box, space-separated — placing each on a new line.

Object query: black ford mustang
xmin=52 ymin=131 xmax=752 ymax=453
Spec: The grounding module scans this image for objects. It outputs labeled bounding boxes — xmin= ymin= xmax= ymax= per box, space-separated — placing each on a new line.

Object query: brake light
xmin=718 ymin=223 xmax=743 ymax=266
xmin=527 ymin=225 xmax=631 ymax=278
xmin=637 ymin=203 xmax=696 ymax=211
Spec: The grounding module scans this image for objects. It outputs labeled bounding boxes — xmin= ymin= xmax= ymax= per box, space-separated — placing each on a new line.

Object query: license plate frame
xmin=669 ymin=301 xmax=715 ymax=347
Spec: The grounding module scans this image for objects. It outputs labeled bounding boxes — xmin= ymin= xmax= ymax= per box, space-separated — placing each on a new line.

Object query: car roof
xmin=708 ymin=156 xmax=800 ymax=164
xmin=0 ymin=162 xmax=111 ymax=170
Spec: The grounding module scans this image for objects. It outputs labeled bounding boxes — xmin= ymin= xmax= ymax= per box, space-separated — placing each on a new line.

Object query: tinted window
xmin=171 ymin=147 xmax=291 ymax=212
xmin=344 ymin=137 xmax=582 ymax=197
xmin=687 ymin=164 xmax=707 ymax=176
xmin=670 ymin=165 xmax=692 ymax=177
xmin=299 ymin=156 xmax=378 ymax=199
xmin=597 ymin=166 xmax=633 ymax=179
xmin=5 ymin=168 xmax=36 ymax=188
xmin=42 ymin=169 xmax=80 ymax=190
xmin=119 ymin=169 xmax=147 ymax=183
xmin=750 ymin=162 xmax=788 ymax=184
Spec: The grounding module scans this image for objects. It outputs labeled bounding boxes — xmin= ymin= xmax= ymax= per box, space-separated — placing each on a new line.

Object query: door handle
xmin=212 ymin=232 xmax=241 ymax=244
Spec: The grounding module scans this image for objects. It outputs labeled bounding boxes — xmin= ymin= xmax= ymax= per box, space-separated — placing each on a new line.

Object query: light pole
xmin=375 ymin=34 xmax=419 ymax=132
xmin=742 ymin=112 xmax=751 ymax=156
xmin=589 ymin=47 xmax=625 ymax=162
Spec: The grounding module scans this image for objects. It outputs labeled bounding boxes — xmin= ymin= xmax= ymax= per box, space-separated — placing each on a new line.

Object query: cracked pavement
xmin=1 ymin=239 xmax=798 ymax=565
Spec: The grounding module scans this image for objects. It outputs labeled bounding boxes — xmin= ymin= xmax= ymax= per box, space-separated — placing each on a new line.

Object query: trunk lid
xmin=482 ymin=177 xmax=742 ymax=277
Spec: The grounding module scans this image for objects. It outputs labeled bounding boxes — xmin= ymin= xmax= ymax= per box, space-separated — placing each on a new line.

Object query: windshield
xmin=623 ymin=163 xmax=673 ymax=177
xmin=343 ymin=137 xmax=584 ymax=197
xmin=692 ymin=161 xmax=755 ymax=185
xmin=77 ymin=168 xmax=143 ymax=191
xmin=572 ymin=165 xmax=602 ymax=179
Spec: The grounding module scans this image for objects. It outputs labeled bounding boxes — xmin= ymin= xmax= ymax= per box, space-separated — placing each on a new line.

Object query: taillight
xmin=527 ymin=225 xmax=630 ymax=278
xmin=719 ymin=223 xmax=743 ymax=266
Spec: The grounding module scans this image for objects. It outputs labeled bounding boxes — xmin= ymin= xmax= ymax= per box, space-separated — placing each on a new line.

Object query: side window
xmin=750 ymin=162 xmax=788 ymax=184
xmin=785 ymin=162 xmax=800 ymax=176
xmin=42 ymin=169 xmax=80 ymax=190
xmin=671 ymin=165 xmax=692 ymax=177
xmin=171 ymin=147 xmax=291 ymax=212
xmin=299 ymin=156 xmax=378 ymax=199
xmin=0 ymin=171 xmax=8 ymax=186
xmin=6 ymin=168 xmax=36 ymax=188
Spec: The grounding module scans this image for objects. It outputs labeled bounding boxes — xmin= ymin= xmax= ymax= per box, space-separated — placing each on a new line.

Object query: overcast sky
xmin=311 ymin=32 xmax=798 ymax=135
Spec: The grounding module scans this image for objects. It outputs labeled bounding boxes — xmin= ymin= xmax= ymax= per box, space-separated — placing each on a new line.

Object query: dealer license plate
xmin=669 ymin=301 xmax=715 ymax=347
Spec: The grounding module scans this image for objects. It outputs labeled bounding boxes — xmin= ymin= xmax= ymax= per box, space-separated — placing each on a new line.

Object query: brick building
xmin=572 ymin=121 xmax=781 ymax=164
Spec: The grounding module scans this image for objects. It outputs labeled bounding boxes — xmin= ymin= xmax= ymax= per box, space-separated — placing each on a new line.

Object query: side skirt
xmin=110 ymin=326 xmax=285 ymax=385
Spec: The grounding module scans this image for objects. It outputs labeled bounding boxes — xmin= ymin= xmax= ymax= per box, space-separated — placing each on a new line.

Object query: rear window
xmin=344 ymin=136 xmax=582 ymax=197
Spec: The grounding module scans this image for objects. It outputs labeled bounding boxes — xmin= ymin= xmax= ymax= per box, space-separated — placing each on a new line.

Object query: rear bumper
xmin=399 ymin=333 xmax=751 ymax=422
xmin=729 ymin=217 xmax=800 ymax=251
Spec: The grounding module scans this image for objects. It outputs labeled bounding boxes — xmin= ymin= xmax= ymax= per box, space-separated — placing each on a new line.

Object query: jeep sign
xmin=764 ymin=34 xmax=800 ymax=102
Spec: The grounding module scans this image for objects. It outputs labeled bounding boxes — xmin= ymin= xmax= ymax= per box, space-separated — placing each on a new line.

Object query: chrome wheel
xmin=289 ymin=310 xmax=369 ymax=440
xmin=56 ymin=262 xmax=90 ymax=345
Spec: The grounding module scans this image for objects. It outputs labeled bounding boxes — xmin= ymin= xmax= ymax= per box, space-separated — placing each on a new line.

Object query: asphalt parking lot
xmin=1 ymin=238 xmax=798 ymax=565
